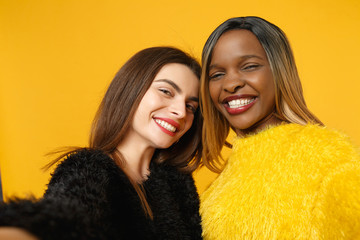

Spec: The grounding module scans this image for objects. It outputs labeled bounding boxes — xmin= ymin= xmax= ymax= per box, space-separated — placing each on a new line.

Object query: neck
xmin=236 ymin=111 xmax=285 ymax=137
xmin=116 ymin=135 xmax=155 ymax=183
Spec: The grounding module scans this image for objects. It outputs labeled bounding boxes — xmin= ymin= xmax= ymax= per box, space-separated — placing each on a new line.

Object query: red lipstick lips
xmin=222 ymin=95 xmax=257 ymax=115
xmin=154 ymin=117 xmax=180 ymax=136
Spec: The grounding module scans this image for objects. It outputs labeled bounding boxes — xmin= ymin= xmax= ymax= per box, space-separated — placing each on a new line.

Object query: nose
xmin=223 ymin=72 xmax=245 ymax=93
xmin=169 ymin=100 xmax=186 ymax=119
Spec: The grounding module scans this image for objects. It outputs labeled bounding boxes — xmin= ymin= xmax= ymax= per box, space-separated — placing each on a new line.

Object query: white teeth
xmin=155 ymin=119 xmax=176 ymax=132
xmin=228 ymin=98 xmax=255 ymax=108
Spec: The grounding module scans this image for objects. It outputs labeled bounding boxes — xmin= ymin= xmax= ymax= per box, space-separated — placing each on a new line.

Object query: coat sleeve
xmin=0 ymin=197 xmax=101 ymax=240
xmin=0 ymin=149 xmax=118 ymax=240
xmin=44 ymin=149 xmax=115 ymax=211
xmin=310 ymin=130 xmax=360 ymax=239
xmin=314 ymin=160 xmax=360 ymax=239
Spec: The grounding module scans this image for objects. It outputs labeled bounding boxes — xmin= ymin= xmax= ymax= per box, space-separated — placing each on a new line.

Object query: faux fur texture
xmin=0 ymin=149 xmax=202 ymax=240
xmin=200 ymin=124 xmax=360 ymax=240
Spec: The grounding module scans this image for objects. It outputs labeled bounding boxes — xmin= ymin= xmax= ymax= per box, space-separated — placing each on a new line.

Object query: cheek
xmin=185 ymin=114 xmax=195 ymax=130
xmin=180 ymin=114 xmax=195 ymax=136
xmin=209 ymin=81 xmax=221 ymax=105
xmin=139 ymin=91 xmax=161 ymax=111
xmin=259 ymin=76 xmax=276 ymax=107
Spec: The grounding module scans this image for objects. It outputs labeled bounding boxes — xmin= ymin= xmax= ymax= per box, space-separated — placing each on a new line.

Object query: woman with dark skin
xmin=0 ymin=47 xmax=203 ymax=240
xmin=200 ymin=17 xmax=360 ymax=239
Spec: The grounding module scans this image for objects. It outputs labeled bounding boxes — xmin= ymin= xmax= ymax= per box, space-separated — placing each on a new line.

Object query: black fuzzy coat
xmin=0 ymin=149 xmax=202 ymax=240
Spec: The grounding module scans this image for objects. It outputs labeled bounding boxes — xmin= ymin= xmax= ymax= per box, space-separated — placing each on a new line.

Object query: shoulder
xmin=146 ymin=163 xmax=202 ymax=239
xmin=54 ymin=148 xmax=115 ymax=169
xmin=148 ymin=162 xmax=196 ymax=190
xmin=45 ymin=148 xmax=132 ymax=201
xmin=241 ymin=123 xmax=355 ymax=144
xmin=234 ymin=123 xmax=359 ymax=160
xmin=289 ymin=123 xmax=356 ymax=145
xmin=288 ymin=124 xmax=359 ymax=163
xmin=49 ymin=148 xmax=120 ymax=180
xmin=146 ymin=162 xmax=199 ymax=207
xmin=277 ymin=123 xmax=355 ymax=145
xmin=229 ymin=124 xmax=360 ymax=187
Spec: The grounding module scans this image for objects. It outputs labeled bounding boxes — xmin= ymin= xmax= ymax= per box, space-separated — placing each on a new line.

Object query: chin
xmin=228 ymin=115 xmax=261 ymax=129
xmin=231 ymin=123 xmax=257 ymax=135
xmin=154 ymin=141 xmax=175 ymax=149
xmin=230 ymin=122 xmax=253 ymax=131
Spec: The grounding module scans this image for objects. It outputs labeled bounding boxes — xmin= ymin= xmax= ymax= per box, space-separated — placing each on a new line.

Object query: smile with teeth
xmin=228 ymin=98 xmax=255 ymax=108
xmin=155 ymin=119 xmax=177 ymax=133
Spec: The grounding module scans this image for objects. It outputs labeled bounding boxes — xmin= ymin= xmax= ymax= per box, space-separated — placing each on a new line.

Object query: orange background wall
xmin=1 ymin=0 xmax=359 ymax=198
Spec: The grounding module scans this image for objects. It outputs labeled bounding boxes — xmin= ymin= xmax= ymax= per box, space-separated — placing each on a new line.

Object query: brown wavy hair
xmin=47 ymin=47 xmax=202 ymax=218
xmin=200 ymin=16 xmax=323 ymax=173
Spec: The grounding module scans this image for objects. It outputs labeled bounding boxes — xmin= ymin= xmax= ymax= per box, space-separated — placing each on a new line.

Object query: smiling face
xmin=130 ymin=63 xmax=199 ymax=149
xmin=208 ymin=29 xmax=281 ymax=135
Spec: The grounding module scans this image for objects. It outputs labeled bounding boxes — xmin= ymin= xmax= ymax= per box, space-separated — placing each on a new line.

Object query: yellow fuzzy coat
xmin=200 ymin=124 xmax=360 ymax=239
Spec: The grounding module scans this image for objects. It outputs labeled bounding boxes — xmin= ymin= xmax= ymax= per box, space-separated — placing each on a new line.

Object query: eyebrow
xmin=189 ymin=96 xmax=199 ymax=102
xmin=155 ymin=79 xmax=182 ymax=93
xmin=209 ymin=54 xmax=264 ymax=70
xmin=154 ymin=79 xmax=199 ymax=102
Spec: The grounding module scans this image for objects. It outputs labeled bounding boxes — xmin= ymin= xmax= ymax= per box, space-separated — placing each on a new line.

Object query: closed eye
xmin=186 ymin=104 xmax=197 ymax=114
xmin=159 ymin=88 xmax=173 ymax=97
xmin=209 ymin=72 xmax=224 ymax=80
xmin=242 ymin=64 xmax=261 ymax=71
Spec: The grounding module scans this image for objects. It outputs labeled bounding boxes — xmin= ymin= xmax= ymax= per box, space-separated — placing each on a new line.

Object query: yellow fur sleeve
xmin=314 ymin=161 xmax=360 ymax=239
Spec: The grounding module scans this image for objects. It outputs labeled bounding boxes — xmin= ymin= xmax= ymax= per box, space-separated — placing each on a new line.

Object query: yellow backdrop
xmin=1 ymin=0 xmax=360 ymax=198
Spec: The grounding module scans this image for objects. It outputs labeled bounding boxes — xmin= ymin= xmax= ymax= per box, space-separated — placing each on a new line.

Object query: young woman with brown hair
xmin=0 ymin=47 xmax=203 ymax=240
xmin=199 ymin=16 xmax=360 ymax=239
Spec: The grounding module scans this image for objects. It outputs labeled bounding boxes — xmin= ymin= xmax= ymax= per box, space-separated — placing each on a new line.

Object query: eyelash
xmin=209 ymin=63 xmax=261 ymax=79
xmin=209 ymin=73 xmax=224 ymax=80
xmin=242 ymin=64 xmax=260 ymax=71
xmin=159 ymin=88 xmax=197 ymax=113
xmin=186 ymin=104 xmax=197 ymax=114
xmin=159 ymin=88 xmax=173 ymax=97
